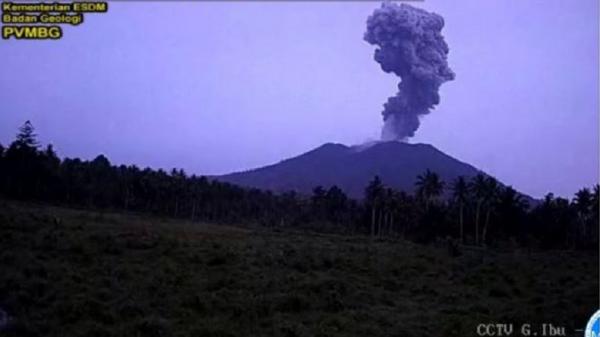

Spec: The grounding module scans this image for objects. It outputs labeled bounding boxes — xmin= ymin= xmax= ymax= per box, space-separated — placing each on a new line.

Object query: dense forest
xmin=0 ymin=121 xmax=597 ymax=250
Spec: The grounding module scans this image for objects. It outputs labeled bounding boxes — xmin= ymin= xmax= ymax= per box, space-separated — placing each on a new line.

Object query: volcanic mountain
xmin=217 ymin=141 xmax=505 ymax=200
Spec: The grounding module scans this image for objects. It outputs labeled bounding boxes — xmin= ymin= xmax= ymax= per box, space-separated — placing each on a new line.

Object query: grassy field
xmin=0 ymin=200 xmax=597 ymax=337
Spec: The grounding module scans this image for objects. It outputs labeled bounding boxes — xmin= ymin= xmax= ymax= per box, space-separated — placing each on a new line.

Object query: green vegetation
xmin=0 ymin=121 xmax=598 ymax=250
xmin=0 ymin=121 xmax=597 ymax=336
xmin=0 ymin=201 xmax=596 ymax=337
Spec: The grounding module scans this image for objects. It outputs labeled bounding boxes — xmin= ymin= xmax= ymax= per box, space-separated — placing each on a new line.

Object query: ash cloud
xmin=364 ymin=2 xmax=455 ymax=141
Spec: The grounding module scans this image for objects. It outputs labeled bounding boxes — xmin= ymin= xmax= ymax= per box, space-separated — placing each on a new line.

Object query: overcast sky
xmin=0 ymin=0 xmax=597 ymax=198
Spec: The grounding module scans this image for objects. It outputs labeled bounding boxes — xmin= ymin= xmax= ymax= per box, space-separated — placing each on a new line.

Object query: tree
xmin=5 ymin=121 xmax=43 ymax=198
xmin=573 ymin=188 xmax=592 ymax=245
xmin=0 ymin=143 xmax=4 ymax=195
xmin=480 ymin=176 xmax=500 ymax=245
xmin=592 ymin=185 xmax=599 ymax=212
xmin=325 ymin=186 xmax=349 ymax=224
xmin=394 ymin=191 xmax=415 ymax=239
xmin=494 ymin=185 xmax=528 ymax=242
xmin=451 ymin=176 xmax=469 ymax=244
xmin=88 ymin=155 xmax=114 ymax=207
xmin=415 ymin=169 xmax=445 ymax=209
xmin=189 ymin=175 xmax=209 ymax=221
xmin=1 ymin=122 xmax=598 ymax=251
xmin=39 ymin=144 xmax=61 ymax=199
xmin=365 ymin=176 xmax=384 ymax=237
xmin=590 ymin=184 xmax=600 ymax=248
xmin=382 ymin=188 xmax=398 ymax=237
xmin=311 ymin=186 xmax=327 ymax=220
xmin=470 ymin=174 xmax=487 ymax=245
xmin=531 ymin=193 xmax=574 ymax=249
xmin=15 ymin=120 xmax=39 ymax=149
xmin=170 ymin=168 xmax=187 ymax=217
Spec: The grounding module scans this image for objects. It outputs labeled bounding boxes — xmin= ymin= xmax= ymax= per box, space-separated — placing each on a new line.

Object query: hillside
xmin=0 ymin=201 xmax=595 ymax=336
xmin=218 ymin=141 xmax=488 ymax=199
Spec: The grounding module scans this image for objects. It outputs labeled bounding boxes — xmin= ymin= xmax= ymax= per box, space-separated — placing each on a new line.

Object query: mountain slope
xmin=217 ymin=141 xmax=488 ymax=199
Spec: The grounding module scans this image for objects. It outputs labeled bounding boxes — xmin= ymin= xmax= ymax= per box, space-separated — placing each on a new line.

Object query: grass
xmin=0 ymin=200 xmax=597 ymax=337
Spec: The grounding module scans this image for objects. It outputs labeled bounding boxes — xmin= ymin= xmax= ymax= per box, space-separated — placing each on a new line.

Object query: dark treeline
xmin=0 ymin=121 xmax=597 ymax=250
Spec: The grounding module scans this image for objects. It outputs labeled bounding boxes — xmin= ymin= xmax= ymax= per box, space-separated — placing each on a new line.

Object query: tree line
xmin=0 ymin=121 xmax=597 ymax=250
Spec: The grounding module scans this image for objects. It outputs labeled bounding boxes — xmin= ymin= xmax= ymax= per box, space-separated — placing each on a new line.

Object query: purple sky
xmin=0 ymin=0 xmax=597 ymax=198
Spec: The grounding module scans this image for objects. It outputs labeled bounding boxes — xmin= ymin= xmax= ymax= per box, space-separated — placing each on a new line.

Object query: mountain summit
xmin=217 ymin=141 xmax=493 ymax=199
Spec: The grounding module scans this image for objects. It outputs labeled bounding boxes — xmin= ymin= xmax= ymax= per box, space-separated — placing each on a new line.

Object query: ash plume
xmin=364 ymin=2 xmax=455 ymax=141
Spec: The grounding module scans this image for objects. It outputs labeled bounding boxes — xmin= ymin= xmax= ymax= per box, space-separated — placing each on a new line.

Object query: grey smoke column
xmin=364 ymin=2 xmax=455 ymax=141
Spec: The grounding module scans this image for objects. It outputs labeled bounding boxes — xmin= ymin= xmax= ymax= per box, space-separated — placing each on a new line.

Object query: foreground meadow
xmin=0 ymin=201 xmax=596 ymax=337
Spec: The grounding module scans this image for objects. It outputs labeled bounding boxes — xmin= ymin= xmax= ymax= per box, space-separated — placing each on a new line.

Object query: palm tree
xmin=382 ymin=188 xmax=397 ymax=237
xmin=325 ymin=185 xmax=348 ymax=224
xmin=573 ymin=188 xmax=592 ymax=241
xmin=415 ymin=169 xmax=445 ymax=210
xmin=470 ymin=173 xmax=487 ymax=245
xmin=499 ymin=186 xmax=528 ymax=210
xmin=481 ymin=176 xmax=500 ymax=245
xmin=170 ymin=168 xmax=187 ymax=217
xmin=592 ymin=184 xmax=599 ymax=219
xmin=451 ymin=176 xmax=469 ymax=244
xmin=543 ymin=193 xmax=554 ymax=208
xmin=496 ymin=185 xmax=528 ymax=240
xmin=395 ymin=191 xmax=414 ymax=239
xmin=591 ymin=184 xmax=600 ymax=247
xmin=365 ymin=176 xmax=384 ymax=237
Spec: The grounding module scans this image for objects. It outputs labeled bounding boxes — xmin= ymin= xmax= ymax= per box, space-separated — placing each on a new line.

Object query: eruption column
xmin=364 ymin=3 xmax=455 ymax=141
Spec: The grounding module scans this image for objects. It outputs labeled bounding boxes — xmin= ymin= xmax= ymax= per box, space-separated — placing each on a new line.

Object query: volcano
xmin=217 ymin=141 xmax=514 ymax=200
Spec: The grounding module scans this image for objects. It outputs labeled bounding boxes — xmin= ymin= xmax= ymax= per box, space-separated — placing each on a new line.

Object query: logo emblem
xmin=586 ymin=310 xmax=600 ymax=337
